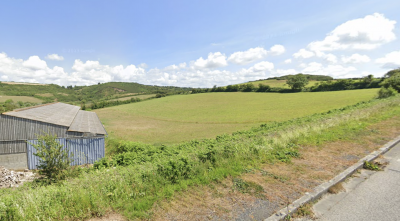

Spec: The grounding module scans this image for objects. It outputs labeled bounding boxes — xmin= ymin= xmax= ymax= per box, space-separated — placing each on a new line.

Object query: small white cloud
xmin=228 ymin=47 xmax=267 ymax=65
xmin=178 ymin=62 xmax=186 ymax=69
xmin=301 ymin=62 xmax=357 ymax=78
xmin=139 ymin=63 xmax=148 ymax=68
xmin=315 ymin=52 xmax=338 ymax=63
xmin=193 ymin=52 xmax=228 ymax=69
xmin=275 ymin=69 xmax=297 ymax=76
xmin=308 ymin=13 xmax=396 ymax=51
xmin=22 ymin=56 xmax=48 ymax=70
xmin=251 ymin=61 xmax=274 ymax=72
xmin=293 ymin=49 xmax=315 ymax=59
xmin=375 ymin=50 xmax=400 ymax=69
xmin=45 ymin=54 xmax=64 ymax=61
xmin=269 ymin=44 xmax=285 ymax=55
xmin=342 ymin=54 xmax=371 ymax=64
xmin=284 ymin=59 xmax=292 ymax=64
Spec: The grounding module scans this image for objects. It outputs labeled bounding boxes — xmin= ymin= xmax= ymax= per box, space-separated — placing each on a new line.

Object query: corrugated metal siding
xmin=0 ymin=115 xmax=85 ymax=142
xmin=27 ymin=137 xmax=105 ymax=170
xmin=0 ymin=141 xmax=26 ymax=154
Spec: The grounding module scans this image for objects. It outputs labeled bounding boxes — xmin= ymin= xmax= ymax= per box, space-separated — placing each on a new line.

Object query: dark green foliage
xmin=225 ymin=84 xmax=240 ymax=92
xmin=378 ymin=86 xmax=397 ymax=99
xmin=384 ymin=68 xmax=400 ymax=78
xmin=31 ymin=133 xmax=72 ymax=181
xmin=310 ymin=79 xmax=381 ymax=92
xmin=380 ymin=72 xmax=400 ymax=92
xmin=286 ymin=74 xmax=309 ymax=90
xmin=241 ymin=83 xmax=255 ymax=92
xmin=256 ymin=84 xmax=271 ymax=92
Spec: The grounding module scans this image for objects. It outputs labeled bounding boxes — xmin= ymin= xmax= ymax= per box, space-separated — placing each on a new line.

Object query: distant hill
xmin=0 ymin=81 xmax=192 ymax=104
xmin=252 ymin=74 xmax=334 ymax=82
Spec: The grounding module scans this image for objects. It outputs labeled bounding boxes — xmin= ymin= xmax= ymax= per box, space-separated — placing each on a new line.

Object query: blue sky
xmin=0 ymin=0 xmax=399 ymax=87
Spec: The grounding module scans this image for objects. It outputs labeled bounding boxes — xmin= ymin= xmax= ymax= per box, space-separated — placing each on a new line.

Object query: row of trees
xmin=191 ymin=73 xmax=383 ymax=94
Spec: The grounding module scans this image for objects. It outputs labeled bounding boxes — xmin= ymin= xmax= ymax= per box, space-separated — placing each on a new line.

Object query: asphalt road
xmin=312 ymin=142 xmax=400 ymax=221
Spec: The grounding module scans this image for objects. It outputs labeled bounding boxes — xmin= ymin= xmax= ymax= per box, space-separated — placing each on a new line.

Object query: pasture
xmin=109 ymin=94 xmax=156 ymax=101
xmin=95 ymin=89 xmax=379 ymax=145
xmin=0 ymin=95 xmax=42 ymax=103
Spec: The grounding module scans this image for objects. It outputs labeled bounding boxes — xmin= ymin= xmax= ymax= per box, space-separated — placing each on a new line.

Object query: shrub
xmin=378 ymin=86 xmax=397 ymax=99
xmin=31 ymin=133 xmax=72 ymax=181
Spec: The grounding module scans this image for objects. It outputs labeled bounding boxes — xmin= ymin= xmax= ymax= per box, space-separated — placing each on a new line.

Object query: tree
xmin=241 ymin=83 xmax=255 ymax=92
xmin=381 ymin=72 xmax=400 ymax=92
xmin=384 ymin=68 xmax=400 ymax=78
xmin=32 ymin=133 xmax=72 ymax=181
xmin=286 ymin=74 xmax=309 ymax=90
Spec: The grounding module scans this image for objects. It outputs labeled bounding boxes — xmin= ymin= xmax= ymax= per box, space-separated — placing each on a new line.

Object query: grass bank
xmin=0 ymin=95 xmax=399 ymax=220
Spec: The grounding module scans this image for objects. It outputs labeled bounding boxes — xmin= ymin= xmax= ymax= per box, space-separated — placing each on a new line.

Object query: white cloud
xmin=139 ymin=63 xmax=148 ymax=68
xmin=293 ymin=49 xmax=315 ymax=59
xmin=301 ymin=62 xmax=357 ymax=78
xmin=228 ymin=47 xmax=267 ymax=65
xmin=269 ymin=44 xmax=285 ymax=55
xmin=45 ymin=54 xmax=64 ymax=61
xmin=342 ymin=53 xmax=371 ymax=64
xmin=284 ymin=59 xmax=292 ymax=64
xmin=308 ymin=13 xmax=396 ymax=51
xmin=22 ymin=56 xmax=48 ymax=70
xmin=375 ymin=50 xmax=400 ymax=69
xmin=275 ymin=69 xmax=297 ymax=76
xmin=315 ymin=52 xmax=338 ymax=63
xmin=70 ymin=59 xmax=146 ymax=84
xmin=251 ymin=61 xmax=274 ymax=72
xmin=0 ymin=53 xmax=68 ymax=84
xmin=193 ymin=52 xmax=228 ymax=69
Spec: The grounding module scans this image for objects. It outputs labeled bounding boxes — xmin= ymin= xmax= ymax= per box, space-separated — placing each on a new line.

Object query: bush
xmin=378 ymin=86 xmax=397 ymax=99
xmin=31 ymin=133 xmax=72 ymax=181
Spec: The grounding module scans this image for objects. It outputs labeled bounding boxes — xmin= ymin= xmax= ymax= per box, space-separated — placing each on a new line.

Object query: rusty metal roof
xmin=3 ymin=102 xmax=80 ymax=127
xmin=68 ymin=110 xmax=107 ymax=135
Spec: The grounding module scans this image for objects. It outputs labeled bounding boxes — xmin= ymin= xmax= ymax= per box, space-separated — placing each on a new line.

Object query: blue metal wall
xmin=26 ymin=137 xmax=105 ymax=170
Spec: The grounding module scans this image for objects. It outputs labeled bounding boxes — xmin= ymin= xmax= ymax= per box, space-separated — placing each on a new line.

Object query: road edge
xmin=264 ymin=134 xmax=400 ymax=221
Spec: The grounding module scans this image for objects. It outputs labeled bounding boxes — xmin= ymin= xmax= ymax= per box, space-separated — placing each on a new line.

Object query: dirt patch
xmin=149 ymin=116 xmax=400 ymax=220
xmin=87 ymin=212 xmax=126 ymax=221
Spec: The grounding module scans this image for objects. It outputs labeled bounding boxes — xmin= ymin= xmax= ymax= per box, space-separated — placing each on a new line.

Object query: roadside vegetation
xmin=1 ymin=94 xmax=400 ymax=220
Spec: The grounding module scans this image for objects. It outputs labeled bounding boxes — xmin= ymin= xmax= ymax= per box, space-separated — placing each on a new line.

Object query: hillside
xmin=0 ymin=81 xmax=192 ymax=104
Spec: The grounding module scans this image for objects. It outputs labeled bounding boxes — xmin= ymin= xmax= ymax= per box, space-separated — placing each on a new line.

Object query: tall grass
xmin=1 ymin=96 xmax=400 ymax=220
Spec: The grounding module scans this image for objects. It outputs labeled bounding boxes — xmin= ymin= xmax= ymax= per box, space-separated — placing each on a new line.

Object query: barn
xmin=0 ymin=102 xmax=107 ymax=170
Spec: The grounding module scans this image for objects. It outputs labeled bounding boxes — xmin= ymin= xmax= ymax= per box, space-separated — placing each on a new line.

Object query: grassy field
xmin=109 ymin=94 xmax=156 ymax=101
xmin=95 ymin=89 xmax=379 ymax=145
xmin=0 ymin=95 xmax=42 ymax=103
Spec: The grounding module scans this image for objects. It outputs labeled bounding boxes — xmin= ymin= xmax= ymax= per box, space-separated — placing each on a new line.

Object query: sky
xmin=0 ymin=0 xmax=399 ymax=87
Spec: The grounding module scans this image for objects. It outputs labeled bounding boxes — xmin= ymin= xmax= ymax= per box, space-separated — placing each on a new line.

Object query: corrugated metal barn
xmin=0 ymin=102 xmax=107 ymax=170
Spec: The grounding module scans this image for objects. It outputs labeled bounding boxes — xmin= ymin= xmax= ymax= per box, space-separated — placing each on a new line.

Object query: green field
xmin=109 ymin=94 xmax=156 ymax=101
xmin=0 ymin=95 xmax=42 ymax=103
xmin=95 ymin=89 xmax=379 ymax=145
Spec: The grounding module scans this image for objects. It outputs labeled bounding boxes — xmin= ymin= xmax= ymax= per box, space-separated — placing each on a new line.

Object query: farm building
xmin=0 ymin=102 xmax=107 ymax=170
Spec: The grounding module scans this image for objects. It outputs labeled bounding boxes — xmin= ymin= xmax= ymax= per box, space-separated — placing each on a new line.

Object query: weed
xmin=363 ymin=161 xmax=381 ymax=171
